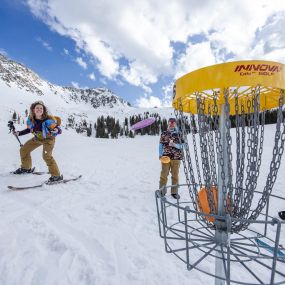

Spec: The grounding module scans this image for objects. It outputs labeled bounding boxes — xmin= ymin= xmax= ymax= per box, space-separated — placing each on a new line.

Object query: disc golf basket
xmin=155 ymin=61 xmax=285 ymax=285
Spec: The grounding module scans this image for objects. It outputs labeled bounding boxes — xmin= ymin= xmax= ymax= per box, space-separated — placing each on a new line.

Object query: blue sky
xmin=1 ymin=0 xmax=285 ymax=107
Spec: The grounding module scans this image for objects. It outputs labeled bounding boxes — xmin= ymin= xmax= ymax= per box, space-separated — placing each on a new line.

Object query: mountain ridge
xmin=0 ymin=53 xmax=132 ymax=109
xmin=0 ymin=53 xmax=173 ymax=133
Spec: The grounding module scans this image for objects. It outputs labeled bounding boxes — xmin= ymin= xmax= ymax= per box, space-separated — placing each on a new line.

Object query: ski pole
xmin=7 ymin=121 xmax=23 ymax=147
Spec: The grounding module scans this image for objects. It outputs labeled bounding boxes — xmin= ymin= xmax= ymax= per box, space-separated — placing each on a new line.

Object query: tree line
xmin=11 ymin=109 xmax=285 ymax=139
xmin=68 ymin=112 xmax=184 ymax=138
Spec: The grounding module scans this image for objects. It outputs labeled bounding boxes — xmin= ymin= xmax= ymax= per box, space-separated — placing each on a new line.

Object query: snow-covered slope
xmin=0 ymin=53 xmax=131 ymax=108
xmin=0 ymin=53 xmax=174 ymax=127
xmin=0 ymin=122 xmax=284 ymax=285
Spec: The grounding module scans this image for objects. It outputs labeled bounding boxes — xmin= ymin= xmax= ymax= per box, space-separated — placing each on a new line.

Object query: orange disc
xmin=160 ymin=156 xmax=170 ymax=164
xmin=197 ymin=186 xmax=218 ymax=223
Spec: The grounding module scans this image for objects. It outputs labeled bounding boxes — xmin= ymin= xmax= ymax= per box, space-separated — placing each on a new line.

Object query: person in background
xmin=13 ymin=101 xmax=63 ymax=183
xmin=159 ymin=118 xmax=184 ymax=199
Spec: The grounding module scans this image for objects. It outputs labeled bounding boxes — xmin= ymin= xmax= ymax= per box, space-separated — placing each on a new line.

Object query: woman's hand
xmin=169 ymin=140 xmax=175 ymax=147
xmin=51 ymin=127 xmax=62 ymax=135
xmin=51 ymin=128 xmax=59 ymax=135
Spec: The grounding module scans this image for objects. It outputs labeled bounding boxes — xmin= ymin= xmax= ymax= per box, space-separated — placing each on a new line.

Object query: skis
xmin=8 ymin=175 xmax=82 ymax=191
xmin=255 ymin=238 xmax=285 ymax=260
xmin=9 ymin=167 xmax=48 ymax=176
xmin=28 ymin=171 xmax=49 ymax=175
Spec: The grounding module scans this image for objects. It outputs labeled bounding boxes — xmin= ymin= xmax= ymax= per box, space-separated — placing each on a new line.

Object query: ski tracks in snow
xmin=0 ymin=187 xmax=116 ymax=285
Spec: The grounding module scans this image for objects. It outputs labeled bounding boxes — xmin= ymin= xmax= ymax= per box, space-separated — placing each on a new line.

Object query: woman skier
xmin=13 ymin=101 xmax=63 ymax=183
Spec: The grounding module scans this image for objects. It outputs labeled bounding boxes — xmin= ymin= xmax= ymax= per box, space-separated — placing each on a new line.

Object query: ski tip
xmin=7 ymin=174 xmax=82 ymax=190
xmin=7 ymin=186 xmax=22 ymax=191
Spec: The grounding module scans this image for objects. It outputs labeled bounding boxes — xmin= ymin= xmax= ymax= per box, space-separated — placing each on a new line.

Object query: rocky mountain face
xmin=62 ymin=86 xmax=131 ymax=108
xmin=0 ymin=53 xmax=131 ymax=109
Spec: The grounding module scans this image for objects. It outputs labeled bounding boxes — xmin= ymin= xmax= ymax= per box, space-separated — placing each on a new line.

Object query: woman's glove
xmin=51 ymin=127 xmax=62 ymax=135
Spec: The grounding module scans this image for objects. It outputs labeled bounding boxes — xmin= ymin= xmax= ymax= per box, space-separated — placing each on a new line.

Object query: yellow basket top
xmin=173 ymin=60 xmax=285 ymax=114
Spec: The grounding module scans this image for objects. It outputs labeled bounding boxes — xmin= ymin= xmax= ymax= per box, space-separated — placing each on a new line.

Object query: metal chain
xmin=213 ymin=91 xmax=227 ymax=214
xmin=175 ymin=100 xmax=200 ymax=212
xmin=207 ymin=103 xmax=218 ymax=185
xmin=234 ymin=100 xmax=246 ymax=218
xmin=172 ymin=87 xmax=285 ymax=233
xmin=190 ymin=114 xmax=202 ymax=185
xmin=224 ymin=89 xmax=234 ymax=213
xmin=247 ymin=89 xmax=285 ymax=224
xmin=196 ymin=95 xmax=217 ymax=215
xmin=233 ymin=91 xmax=244 ymax=216
xmin=239 ymin=87 xmax=263 ymax=222
xmin=235 ymin=89 xmax=284 ymax=231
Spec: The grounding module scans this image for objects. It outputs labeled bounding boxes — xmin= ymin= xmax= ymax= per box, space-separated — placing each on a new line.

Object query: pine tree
xmin=96 ymin=117 xmax=103 ymax=138
xmin=12 ymin=111 xmax=17 ymax=122
xmin=86 ymin=123 xmax=92 ymax=137
xmin=115 ymin=120 xmax=120 ymax=137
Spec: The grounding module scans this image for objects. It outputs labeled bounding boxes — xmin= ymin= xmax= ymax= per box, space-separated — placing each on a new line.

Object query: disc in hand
xmin=160 ymin=156 xmax=170 ymax=164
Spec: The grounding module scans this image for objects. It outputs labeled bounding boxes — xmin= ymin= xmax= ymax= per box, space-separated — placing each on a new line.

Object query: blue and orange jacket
xmin=19 ymin=116 xmax=61 ymax=139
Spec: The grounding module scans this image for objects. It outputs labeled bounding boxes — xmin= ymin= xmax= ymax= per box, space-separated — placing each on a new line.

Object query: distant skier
xmin=13 ymin=101 xmax=63 ymax=182
xmin=159 ymin=118 xmax=184 ymax=199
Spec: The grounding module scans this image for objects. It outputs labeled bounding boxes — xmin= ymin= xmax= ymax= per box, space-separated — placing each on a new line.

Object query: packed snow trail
xmin=0 ymin=123 xmax=284 ymax=285
xmin=0 ymin=125 xmax=196 ymax=285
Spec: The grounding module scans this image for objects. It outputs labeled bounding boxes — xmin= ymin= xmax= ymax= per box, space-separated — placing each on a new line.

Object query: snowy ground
xmin=0 ymin=122 xmax=284 ymax=285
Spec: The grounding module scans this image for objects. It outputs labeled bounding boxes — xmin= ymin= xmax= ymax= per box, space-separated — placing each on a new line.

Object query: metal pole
xmin=14 ymin=133 xmax=23 ymax=147
xmin=215 ymin=104 xmax=229 ymax=285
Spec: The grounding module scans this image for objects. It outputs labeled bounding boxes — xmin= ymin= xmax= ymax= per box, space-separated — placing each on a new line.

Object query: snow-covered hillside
xmin=0 ymin=53 xmax=131 ymax=108
xmin=0 ymin=122 xmax=284 ymax=285
xmin=0 ymin=53 xmax=174 ymax=127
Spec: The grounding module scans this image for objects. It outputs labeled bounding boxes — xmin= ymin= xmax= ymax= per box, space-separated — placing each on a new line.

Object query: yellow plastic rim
xmin=173 ymin=60 xmax=285 ymax=114
xmin=160 ymin=156 xmax=170 ymax=164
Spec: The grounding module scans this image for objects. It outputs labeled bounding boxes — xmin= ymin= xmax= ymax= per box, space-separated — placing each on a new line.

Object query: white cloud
xmin=63 ymin=48 xmax=69 ymax=55
xmin=120 ymin=61 xmax=156 ymax=92
xmin=71 ymin=81 xmax=79 ymax=88
xmin=247 ymin=12 xmax=285 ymax=62
xmin=175 ymin=42 xmax=216 ymax=79
xmin=36 ymin=37 xmax=53 ymax=51
xmin=88 ymin=72 xmax=96 ymax=81
xmin=75 ymin=57 xmax=87 ymax=69
xmin=161 ymin=83 xmax=174 ymax=107
xmin=27 ymin=0 xmax=285 ymax=91
xmin=71 ymin=81 xmax=88 ymax=89
xmin=0 ymin=48 xmax=8 ymax=56
xmin=136 ymin=95 xmax=162 ymax=108
xmin=136 ymin=87 xmax=174 ymax=107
